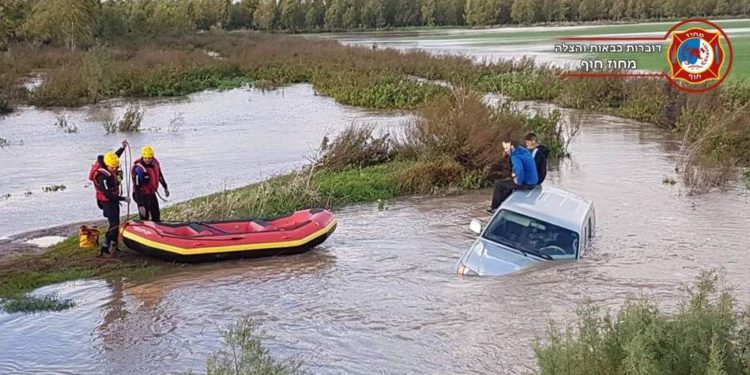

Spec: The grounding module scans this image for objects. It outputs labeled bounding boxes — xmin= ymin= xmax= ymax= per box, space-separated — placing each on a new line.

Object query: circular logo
xmin=666 ymin=18 xmax=733 ymax=92
xmin=677 ymin=38 xmax=713 ymax=74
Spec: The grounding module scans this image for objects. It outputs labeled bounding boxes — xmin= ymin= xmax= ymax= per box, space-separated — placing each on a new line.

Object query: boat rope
xmin=124 ymin=143 xmax=132 ymax=223
xmin=156 ymin=190 xmax=169 ymax=203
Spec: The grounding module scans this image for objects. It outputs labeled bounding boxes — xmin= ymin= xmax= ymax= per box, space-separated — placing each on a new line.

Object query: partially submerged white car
xmin=457 ymin=186 xmax=595 ymax=276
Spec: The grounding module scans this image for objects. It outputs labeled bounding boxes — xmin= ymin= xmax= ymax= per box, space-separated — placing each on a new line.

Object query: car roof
xmin=500 ymin=186 xmax=593 ymax=232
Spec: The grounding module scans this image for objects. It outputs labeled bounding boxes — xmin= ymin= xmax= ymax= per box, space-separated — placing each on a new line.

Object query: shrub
xmin=201 ymin=316 xmax=305 ymax=375
xmin=534 ymin=270 xmax=750 ymax=375
xmin=556 ymin=75 xmax=626 ymax=110
xmin=619 ymin=79 xmax=670 ymax=124
xmin=54 ymin=115 xmax=78 ymax=133
xmin=395 ymin=158 xmax=465 ymax=194
xmin=103 ymin=105 xmax=144 ymax=133
xmin=399 ymin=88 xmax=569 ymax=172
xmin=0 ymin=94 xmax=10 ymax=114
xmin=29 ymin=63 xmax=89 ymax=107
xmin=317 ymin=124 xmax=394 ymax=172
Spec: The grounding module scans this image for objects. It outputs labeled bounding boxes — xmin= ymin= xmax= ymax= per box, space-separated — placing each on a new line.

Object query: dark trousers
xmin=99 ymin=200 xmax=120 ymax=254
xmin=135 ymin=193 xmax=160 ymax=222
xmin=491 ymin=179 xmax=535 ymax=210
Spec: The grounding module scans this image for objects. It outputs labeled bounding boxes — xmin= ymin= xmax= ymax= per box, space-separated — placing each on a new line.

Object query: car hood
xmin=460 ymin=238 xmax=542 ymax=276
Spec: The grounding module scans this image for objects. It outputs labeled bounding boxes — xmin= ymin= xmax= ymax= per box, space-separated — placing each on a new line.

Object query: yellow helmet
xmin=103 ymin=152 xmax=119 ymax=169
xmin=141 ymin=145 xmax=155 ymax=159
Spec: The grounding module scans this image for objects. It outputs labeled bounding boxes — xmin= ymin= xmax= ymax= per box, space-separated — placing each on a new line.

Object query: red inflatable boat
xmin=121 ymin=208 xmax=336 ymax=263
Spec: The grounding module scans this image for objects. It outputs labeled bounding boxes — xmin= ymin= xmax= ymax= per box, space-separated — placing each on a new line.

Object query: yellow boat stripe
xmin=122 ymin=220 xmax=337 ymax=256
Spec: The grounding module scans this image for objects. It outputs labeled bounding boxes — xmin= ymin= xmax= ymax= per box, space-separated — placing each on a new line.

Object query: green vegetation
xmin=2 ymin=0 xmax=746 ymax=44
xmin=535 ymin=270 xmax=750 ymax=375
xmin=194 ymin=316 xmax=304 ymax=375
xmin=2 ymin=294 xmax=75 ymax=314
xmin=0 ymin=234 xmax=172 ymax=313
xmin=0 ymin=90 xmax=566 ymax=310
xmin=1 ymin=9 xmax=748 ymax=192
xmin=42 ymin=184 xmax=67 ymax=193
xmin=54 ymin=115 xmax=78 ymax=133
xmin=102 ymin=106 xmax=144 ymax=133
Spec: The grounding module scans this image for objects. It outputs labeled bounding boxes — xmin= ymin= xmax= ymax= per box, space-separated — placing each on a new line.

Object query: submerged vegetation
xmin=54 ymin=115 xmax=78 ymax=133
xmin=535 ymin=271 xmax=750 ymax=375
xmin=2 ymin=294 xmax=74 ymax=314
xmin=196 ymin=317 xmax=305 ymax=375
xmin=102 ymin=105 xmax=144 ymax=133
xmin=42 ymin=184 xmax=67 ymax=193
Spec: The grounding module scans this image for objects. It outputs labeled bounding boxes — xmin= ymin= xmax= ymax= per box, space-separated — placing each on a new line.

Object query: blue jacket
xmin=510 ymin=147 xmax=539 ymax=186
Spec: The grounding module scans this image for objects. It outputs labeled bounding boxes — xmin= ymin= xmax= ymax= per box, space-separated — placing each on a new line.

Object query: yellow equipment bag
xmin=79 ymin=225 xmax=99 ymax=249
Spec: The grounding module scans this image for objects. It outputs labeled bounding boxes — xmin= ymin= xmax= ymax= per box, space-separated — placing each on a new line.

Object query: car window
xmin=483 ymin=210 xmax=579 ymax=260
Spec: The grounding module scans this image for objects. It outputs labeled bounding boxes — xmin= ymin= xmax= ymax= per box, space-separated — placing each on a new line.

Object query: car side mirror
xmin=469 ymin=219 xmax=484 ymax=234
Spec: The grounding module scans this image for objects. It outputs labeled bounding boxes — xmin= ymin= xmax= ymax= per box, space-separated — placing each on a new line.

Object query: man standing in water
xmin=488 ymin=139 xmax=538 ymax=213
xmin=90 ymin=140 xmax=130 ymax=256
xmin=132 ymin=145 xmax=169 ymax=222
xmin=525 ymin=132 xmax=550 ymax=185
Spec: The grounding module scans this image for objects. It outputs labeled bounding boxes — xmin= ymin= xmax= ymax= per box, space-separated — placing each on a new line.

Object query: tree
xmin=280 ymin=0 xmax=304 ymax=31
xmin=227 ymin=0 xmax=258 ymax=30
xmin=511 ymin=0 xmax=538 ymax=23
xmin=420 ymin=0 xmax=437 ymax=25
xmin=361 ymin=0 xmax=385 ymax=28
xmin=147 ymin=0 xmax=195 ymax=35
xmin=192 ymin=0 xmax=230 ymax=30
xmin=253 ymin=0 xmax=277 ymax=30
xmin=304 ymin=0 xmax=326 ymax=29
xmin=97 ymin=0 xmax=129 ymax=40
xmin=610 ymin=0 xmax=627 ymax=19
xmin=341 ymin=0 xmax=361 ymax=28
xmin=394 ymin=0 xmax=421 ymax=26
xmin=325 ymin=0 xmax=345 ymax=29
xmin=495 ymin=0 xmax=514 ymax=23
xmin=22 ymin=0 xmax=99 ymax=49
xmin=0 ymin=0 xmax=29 ymax=48
xmin=714 ymin=0 xmax=729 ymax=14
xmin=578 ymin=0 xmax=601 ymax=20
xmin=464 ymin=0 xmax=481 ymax=25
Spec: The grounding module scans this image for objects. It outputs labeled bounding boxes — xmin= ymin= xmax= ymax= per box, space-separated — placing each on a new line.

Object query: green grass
xmin=0 ymin=234 xmax=174 ymax=313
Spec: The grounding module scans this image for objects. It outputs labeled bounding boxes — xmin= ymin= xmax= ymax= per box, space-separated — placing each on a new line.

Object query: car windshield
xmin=482 ymin=209 xmax=579 ymax=259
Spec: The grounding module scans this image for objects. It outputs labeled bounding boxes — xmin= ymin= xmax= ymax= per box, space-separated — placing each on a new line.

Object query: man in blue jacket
xmin=488 ymin=139 xmax=539 ymax=213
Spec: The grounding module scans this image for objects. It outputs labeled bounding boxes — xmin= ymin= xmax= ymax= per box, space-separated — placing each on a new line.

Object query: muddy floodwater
xmin=1 ymin=107 xmax=748 ymax=374
xmin=0 ymin=84 xmax=410 ymax=239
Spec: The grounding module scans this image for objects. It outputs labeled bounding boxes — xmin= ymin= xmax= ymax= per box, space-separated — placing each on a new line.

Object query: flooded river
xmin=1 ymin=108 xmax=749 ymax=374
xmin=0 ymin=84 xmax=409 ymax=239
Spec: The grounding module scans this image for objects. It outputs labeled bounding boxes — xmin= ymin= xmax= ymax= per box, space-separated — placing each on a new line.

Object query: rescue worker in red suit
xmin=132 ymin=145 xmax=169 ymax=222
xmin=92 ymin=140 xmax=131 ymax=256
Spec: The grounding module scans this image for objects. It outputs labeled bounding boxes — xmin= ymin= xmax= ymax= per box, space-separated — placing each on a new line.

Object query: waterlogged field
xmin=325 ymin=19 xmax=750 ymax=79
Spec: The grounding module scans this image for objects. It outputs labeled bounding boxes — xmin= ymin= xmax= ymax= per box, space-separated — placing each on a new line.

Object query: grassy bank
xmin=535 ymin=271 xmax=750 ymax=375
xmin=0 ymin=90 xmax=566 ymax=312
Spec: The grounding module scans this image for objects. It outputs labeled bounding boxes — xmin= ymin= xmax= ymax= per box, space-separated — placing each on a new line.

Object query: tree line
xmin=1 ymin=0 xmax=748 ymax=49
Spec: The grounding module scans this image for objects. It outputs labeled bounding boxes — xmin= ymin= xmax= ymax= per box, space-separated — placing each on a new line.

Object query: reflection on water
xmin=0 ymin=84 xmax=411 ymax=238
xmin=1 ymin=112 xmax=748 ymax=374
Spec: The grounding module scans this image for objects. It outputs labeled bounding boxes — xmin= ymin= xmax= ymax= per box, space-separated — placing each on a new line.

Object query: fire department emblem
xmin=668 ymin=27 xmax=725 ymax=85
